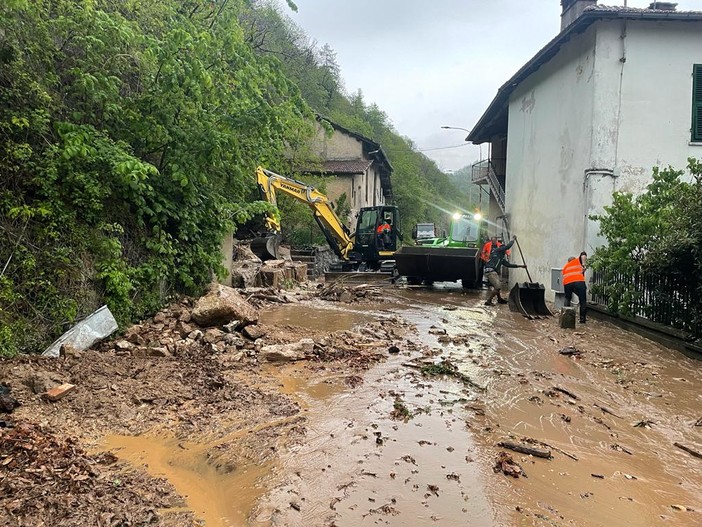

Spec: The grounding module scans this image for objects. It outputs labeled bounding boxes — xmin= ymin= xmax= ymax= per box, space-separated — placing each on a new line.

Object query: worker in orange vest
xmin=480 ymin=236 xmax=511 ymax=262
xmin=561 ymin=252 xmax=588 ymax=323
xmin=376 ymin=219 xmax=392 ymax=250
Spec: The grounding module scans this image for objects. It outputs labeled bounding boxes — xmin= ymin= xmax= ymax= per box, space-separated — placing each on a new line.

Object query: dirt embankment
xmin=0 ymin=282 xmax=405 ymax=527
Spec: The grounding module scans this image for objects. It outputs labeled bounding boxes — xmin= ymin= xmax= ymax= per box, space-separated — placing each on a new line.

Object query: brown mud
xmin=2 ymin=283 xmax=701 ymax=526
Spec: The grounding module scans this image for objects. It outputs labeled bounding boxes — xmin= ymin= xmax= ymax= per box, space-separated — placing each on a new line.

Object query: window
xmin=693 ymin=64 xmax=702 ymax=142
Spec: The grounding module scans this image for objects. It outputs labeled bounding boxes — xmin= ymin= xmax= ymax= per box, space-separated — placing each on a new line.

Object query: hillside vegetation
xmin=0 ymin=0 xmax=472 ymax=354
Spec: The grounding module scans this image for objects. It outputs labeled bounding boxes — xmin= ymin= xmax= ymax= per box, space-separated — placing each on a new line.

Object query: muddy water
xmin=255 ymin=286 xmax=702 ymax=526
xmin=104 ymin=286 xmax=702 ymax=526
xmin=103 ymin=433 xmax=272 ymax=526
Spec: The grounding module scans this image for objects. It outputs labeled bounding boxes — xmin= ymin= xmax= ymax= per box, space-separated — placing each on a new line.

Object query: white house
xmin=302 ymin=117 xmax=393 ymax=227
xmin=468 ymin=0 xmax=702 ymax=299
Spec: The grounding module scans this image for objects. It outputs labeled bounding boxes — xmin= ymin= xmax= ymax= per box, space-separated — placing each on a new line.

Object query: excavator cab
xmin=350 ymin=206 xmax=400 ymax=269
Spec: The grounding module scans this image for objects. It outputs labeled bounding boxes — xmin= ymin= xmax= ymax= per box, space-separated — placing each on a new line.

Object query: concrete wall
xmin=613 ymin=20 xmax=702 ymax=192
xmin=505 ymin=26 xmax=597 ymax=296
xmin=504 ymin=19 xmax=702 ymax=300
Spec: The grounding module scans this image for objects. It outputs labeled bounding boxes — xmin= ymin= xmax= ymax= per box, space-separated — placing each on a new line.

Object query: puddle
xmin=259 ymin=304 xmax=375 ymax=332
xmin=103 ymin=433 xmax=272 ymax=527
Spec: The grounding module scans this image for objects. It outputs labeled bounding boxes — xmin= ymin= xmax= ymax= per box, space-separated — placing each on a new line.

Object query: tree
xmin=590 ymin=159 xmax=702 ymax=334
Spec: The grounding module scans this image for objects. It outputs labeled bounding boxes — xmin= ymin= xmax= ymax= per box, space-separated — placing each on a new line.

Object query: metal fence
xmin=590 ymin=270 xmax=698 ymax=337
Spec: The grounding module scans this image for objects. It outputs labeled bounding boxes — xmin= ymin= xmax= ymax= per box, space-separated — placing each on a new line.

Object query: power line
xmin=418 ymin=143 xmax=472 ymax=152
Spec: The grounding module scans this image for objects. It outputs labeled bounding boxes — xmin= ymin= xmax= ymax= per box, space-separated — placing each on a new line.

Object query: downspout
xmin=614 ymin=20 xmax=628 ymax=172
xmin=583 ymin=20 xmax=627 ymax=253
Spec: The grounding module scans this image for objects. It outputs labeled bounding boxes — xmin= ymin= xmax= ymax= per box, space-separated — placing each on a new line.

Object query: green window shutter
xmin=694 ymin=65 xmax=702 ymax=142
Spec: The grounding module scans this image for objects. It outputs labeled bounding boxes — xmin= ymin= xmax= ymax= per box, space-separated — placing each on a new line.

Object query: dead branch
xmin=673 ymin=442 xmax=702 ymax=460
xmin=497 ymin=441 xmax=552 ymax=459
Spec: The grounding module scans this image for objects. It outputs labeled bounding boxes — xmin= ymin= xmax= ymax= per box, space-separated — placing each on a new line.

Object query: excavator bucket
xmin=250 ymin=234 xmax=282 ymax=261
xmin=508 ymin=282 xmax=553 ymax=319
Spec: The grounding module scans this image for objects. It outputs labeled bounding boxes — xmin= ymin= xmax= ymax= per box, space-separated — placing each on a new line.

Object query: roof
xmin=468 ymin=5 xmax=702 ymax=144
xmin=313 ymin=115 xmax=394 ymax=199
xmin=314 ymin=160 xmax=373 ymax=174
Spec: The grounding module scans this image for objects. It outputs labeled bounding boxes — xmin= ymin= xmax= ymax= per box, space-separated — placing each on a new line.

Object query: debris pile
xmin=317 ymin=282 xmax=387 ymax=303
xmin=0 ymin=421 xmax=190 ymax=526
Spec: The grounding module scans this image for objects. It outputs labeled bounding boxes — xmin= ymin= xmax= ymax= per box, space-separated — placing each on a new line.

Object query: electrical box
xmin=551 ymin=268 xmax=564 ymax=292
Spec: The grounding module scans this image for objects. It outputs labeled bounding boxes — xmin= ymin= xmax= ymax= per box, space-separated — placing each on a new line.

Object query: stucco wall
xmin=505 ymin=26 xmax=597 ymax=296
xmin=505 ymin=19 xmax=702 ymax=300
xmin=612 ymin=20 xmax=702 ymax=193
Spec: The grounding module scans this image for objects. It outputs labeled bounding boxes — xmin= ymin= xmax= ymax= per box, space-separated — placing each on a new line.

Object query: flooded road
xmin=103 ymin=284 xmax=702 ymax=526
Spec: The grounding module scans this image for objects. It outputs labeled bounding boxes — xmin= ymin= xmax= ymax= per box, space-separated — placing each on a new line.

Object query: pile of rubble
xmin=0 ymin=421 xmax=191 ymax=526
xmin=230 ymin=241 xmax=308 ymax=289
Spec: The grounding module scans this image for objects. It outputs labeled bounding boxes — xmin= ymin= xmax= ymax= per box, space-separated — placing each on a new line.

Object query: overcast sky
xmin=285 ymin=0 xmax=700 ymax=172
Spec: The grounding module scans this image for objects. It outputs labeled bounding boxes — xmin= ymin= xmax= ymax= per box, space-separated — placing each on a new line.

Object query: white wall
xmin=505 ymin=26 xmax=597 ymax=295
xmin=505 ymin=19 xmax=702 ymax=299
xmin=613 ymin=20 xmax=702 ymax=193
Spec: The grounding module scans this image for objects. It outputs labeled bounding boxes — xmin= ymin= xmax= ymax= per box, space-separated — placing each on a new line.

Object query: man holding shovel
xmin=483 ymin=235 xmax=526 ymax=306
xmin=562 ymin=252 xmax=588 ymax=323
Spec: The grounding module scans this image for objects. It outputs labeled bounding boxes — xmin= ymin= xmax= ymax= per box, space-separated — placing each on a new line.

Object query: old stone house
xmin=302 ymin=117 xmax=393 ymax=227
xmin=468 ymin=0 xmax=702 ymax=299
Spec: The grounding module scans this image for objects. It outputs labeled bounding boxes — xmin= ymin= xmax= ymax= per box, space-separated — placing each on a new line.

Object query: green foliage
xmin=0 ymin=0 xmax=314 ymax=354
xmin=590 ymin=159 xmax=702 ymax=333
xmin=242 ymin=7 xmax=472 ymax=239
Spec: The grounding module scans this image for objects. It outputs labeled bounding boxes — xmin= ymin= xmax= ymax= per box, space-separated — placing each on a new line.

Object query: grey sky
xmin=287 ymin=0 xmax=701 ymax=172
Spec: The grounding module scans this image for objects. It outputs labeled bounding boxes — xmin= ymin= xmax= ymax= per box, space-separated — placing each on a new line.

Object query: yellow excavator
xmin=252 ymin=166 xmax=400 ymax=271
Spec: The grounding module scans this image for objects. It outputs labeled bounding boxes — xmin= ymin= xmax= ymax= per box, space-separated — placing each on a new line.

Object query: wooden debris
xmin=591 ymin=473 xmax=605 ymax=479
xmin=42 ymin=383 xmax=76 ymax=402
xmin=553 ymin=386 xmax=579 ymax=400
xmin=673 ymin=442 xmax=702 ymax=460
xmin=497 ymin=441 xmax=552 ymax=459
xmin=493 ymin=452 xmax=527 ymax=478
xmin=594 ymin=403 xmax=622 ymax=419
xmin=611 ymin=443 xmax=634 ymax=455
xmin=558 ymin=346 xmax=582 ymax=356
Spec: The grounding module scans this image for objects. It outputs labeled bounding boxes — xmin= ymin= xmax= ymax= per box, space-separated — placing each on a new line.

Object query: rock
xmin=257 ymin=266 xmax=285 ymax=289
xmin=147 ymin=347 xmax=170 ymax=357
xmin=243 ymin=324 xmax=267 ymax=340
xmin=191 ymin=284 xmax=259 ymax=327
xmin=222 ymin=320 xmax=243 ymax=333
xmin=260 ymin=339 xmax=315 ymax=362
xmin=223 ymin=334 xmax=246 ymax=347
xmin=176 ymin=321 xmax=193 ymax=337
xmin=126 ymin=330 xmax=146 ymax=346
xmin=560 ymin=307 xmax=576 ymax=329
xmin=114 ymin=339 xmax=133 ymax=351
xmin=179 ymin=311 xmax=192 ymax=323
xmin=25 ymin=373 xmax=57 ymax=395
xmin=188 ymin=329 xmax=204 ymax=341
xmin=42 ymin=383 xmax=76 ymax=402
xmin=231 ymin=243 xmax=263 ymax=288
xmin=60 ymin=343 xmax=82 ymax=358
xmin=204 ymin=328 xmax=224 ymax=344
xmin=153 ymin=312 xmax=167 ymax=324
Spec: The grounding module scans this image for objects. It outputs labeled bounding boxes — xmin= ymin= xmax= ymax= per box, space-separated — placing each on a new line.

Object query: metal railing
xmin=471 ymin=159 xmax=505 ymax=214
xmin=591 ymin=270 xmax=699 ymax=337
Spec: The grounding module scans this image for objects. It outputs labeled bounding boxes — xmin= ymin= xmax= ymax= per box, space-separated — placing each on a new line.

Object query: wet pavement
xmin=104 ymin=283 xmax=702 ymax=526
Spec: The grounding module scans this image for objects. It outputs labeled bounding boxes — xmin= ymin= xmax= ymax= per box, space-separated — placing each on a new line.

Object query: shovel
xmin=508 ymin=238 xmax=553 ymax=318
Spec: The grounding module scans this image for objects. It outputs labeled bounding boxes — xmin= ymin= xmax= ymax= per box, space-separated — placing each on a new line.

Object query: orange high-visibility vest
xmin=562 ymin=258 xmax=585 ymax=285
xmin=480 ymin=241 xmax=510 ymax=262
xmin=377 ymin=223 xmax=390 ymax=234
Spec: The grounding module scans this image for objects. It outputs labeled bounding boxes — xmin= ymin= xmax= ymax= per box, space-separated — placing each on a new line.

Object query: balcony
xmin=471 ymin=158 xmax=506 ymax=214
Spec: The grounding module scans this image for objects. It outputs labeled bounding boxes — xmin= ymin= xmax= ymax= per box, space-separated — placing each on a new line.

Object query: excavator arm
xmin=255 ymin=166 xmax=355 ymax=260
